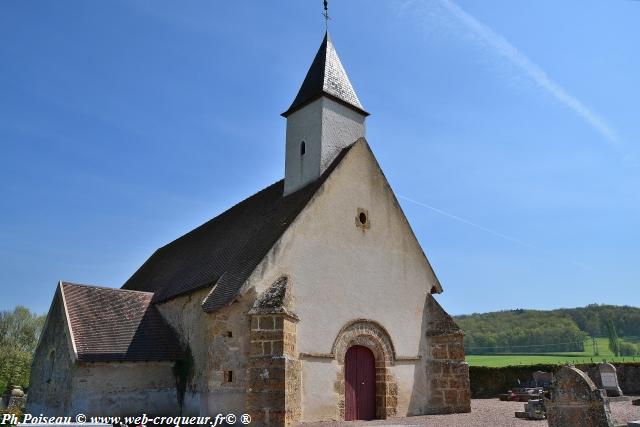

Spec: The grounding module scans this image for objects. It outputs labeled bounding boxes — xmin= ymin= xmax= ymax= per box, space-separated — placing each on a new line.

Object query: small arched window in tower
xmin=300 ymin=140 xmax=306 ymax=156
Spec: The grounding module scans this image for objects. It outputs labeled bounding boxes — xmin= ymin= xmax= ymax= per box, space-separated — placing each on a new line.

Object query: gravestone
xmin=533 ymin=370 xmax=554 ymax=388
xmin=515 ymin=399 xmax=546 ymax=420
xmin=599 ymin=363 xmax=624 ymax=397
xmin=545 ymin=366 xmax=616 ymax=427
xmin=0 ymin=385 xmax=26 ymax=409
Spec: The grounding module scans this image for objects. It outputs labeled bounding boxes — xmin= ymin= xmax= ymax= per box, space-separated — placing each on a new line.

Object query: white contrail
xmin=398 ymin=194 xmax=589 ymax=269
xmin=408 ymin=0 xmax=619 ymax=145
xmin=398 ymin=195 xmax=537 ymax=249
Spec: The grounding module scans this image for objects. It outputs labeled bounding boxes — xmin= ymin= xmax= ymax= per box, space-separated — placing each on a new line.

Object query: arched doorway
xmin=345 ymin=345 xmax=376 ymax=420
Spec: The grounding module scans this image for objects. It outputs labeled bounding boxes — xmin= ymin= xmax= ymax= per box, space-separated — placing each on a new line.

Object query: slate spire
xmin=282 ymin=32 xmax=368 ymax=117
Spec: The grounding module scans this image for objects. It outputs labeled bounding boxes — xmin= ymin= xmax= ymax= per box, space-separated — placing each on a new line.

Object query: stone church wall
xmin=27 ymin=288 xmax=75 ymax=416
xmin=156 ymin=287 xmax=253 ymax=416
xmin=70 ymin=362 xmax=178 ymax=416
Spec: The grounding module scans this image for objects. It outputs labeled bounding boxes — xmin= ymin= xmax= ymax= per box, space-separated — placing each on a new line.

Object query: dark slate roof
xmin=425 ymin=294 xmax=464 ymax=336
xmin=122 ymin=143 xmax=356 ymax=311
xmin=61 ymin=282 xmax=184 ymax=362
xmin=282 ymin=32 xmax=368 ymax=118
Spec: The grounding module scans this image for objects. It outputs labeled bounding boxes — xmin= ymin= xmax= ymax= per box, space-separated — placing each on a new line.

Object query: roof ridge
xmin=62 ymin=281 xmax=154 ymax=295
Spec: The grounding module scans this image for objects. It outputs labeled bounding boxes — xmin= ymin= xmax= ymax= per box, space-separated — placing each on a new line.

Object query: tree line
xmin=454 ymin=304 xmax=640 ymax=355
xmin=0 ymin=306 xmax=45 ymax=392
xmin=554 ymin=304 xmax=640 ymax=338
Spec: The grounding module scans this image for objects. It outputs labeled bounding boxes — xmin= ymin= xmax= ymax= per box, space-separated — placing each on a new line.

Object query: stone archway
xmin=332 ymin=319 xmax=398 ymax=420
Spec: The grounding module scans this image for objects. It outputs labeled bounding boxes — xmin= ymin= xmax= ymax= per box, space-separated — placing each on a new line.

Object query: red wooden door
xmin=345 ymin=345 xmax=376 ymax=421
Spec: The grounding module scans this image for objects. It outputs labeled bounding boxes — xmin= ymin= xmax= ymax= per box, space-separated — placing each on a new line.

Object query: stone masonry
xmin=331 ymin=320 xmax=398 ymax=420
xmin=246 ymin=277 xmax=301 ymax=427
xmin=425 ymin=336 xmax=471 ymax=414
xmin=246 ymin=314 xmax=300 ymax=427
xmin=424 ymin=295 xmax=471 ymax=414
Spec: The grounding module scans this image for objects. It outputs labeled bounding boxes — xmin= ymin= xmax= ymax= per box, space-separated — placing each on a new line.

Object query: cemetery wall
xmin=469 ymin=363 xmax=640 ymax=398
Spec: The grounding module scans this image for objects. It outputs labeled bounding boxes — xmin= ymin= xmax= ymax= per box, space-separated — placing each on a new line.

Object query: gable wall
xmin=247 ymin=140 xmax=438 ymax=355
xmin=242 ymin=140 xmax=441 ymax=420
xmin=27 ymin=288 xmax=76 ymax=416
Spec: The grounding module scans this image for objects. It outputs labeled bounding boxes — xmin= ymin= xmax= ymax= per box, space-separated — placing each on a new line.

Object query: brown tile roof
xmin=61 ymin=282 xmax=184 ymax=362
xmin=122 ymin=143 xmax=355 ymax=311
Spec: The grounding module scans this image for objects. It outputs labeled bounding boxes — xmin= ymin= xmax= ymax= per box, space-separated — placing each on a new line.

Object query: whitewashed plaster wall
xmin=242 ymin=139 xmax=440 ymax=421
xmin=284 ymin=97 xmax=365 ymax=195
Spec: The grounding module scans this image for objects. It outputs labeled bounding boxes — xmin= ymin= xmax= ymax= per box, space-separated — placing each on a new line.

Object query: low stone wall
xmin=469 ymin=363 xmax=640 ymax=398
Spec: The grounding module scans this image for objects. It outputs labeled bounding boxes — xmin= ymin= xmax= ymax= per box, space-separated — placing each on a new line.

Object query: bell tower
xmin=282 ymin=32 xmax=369 ymax=196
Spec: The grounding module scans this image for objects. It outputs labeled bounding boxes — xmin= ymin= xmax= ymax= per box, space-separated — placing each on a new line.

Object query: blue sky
xmin=1 ymin=0 xmax=638 ymax=316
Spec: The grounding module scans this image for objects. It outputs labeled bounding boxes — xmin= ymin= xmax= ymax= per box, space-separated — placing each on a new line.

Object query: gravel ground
xmin=295 ymin=397 xmax=640 ymax=426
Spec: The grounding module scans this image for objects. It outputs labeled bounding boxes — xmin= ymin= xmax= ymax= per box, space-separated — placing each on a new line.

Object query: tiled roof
xmin=282 ymin=32 xmax=368 ymax=117
xmin=123 ymin=143 xmax=356 ymax=311
xmin=61 ymin=282 xmax=184 ymax=362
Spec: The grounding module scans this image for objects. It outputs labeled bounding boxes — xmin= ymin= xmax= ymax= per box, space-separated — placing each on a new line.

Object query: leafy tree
xmin=0 ymin=306 xmax=45 ymax=391
xmin=607 ymin=319 xmax=620 ymax=357
xmin=456 ymin=309 xmax=587 ymax=355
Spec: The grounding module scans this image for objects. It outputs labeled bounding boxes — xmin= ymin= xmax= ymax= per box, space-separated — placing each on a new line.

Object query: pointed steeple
xmin=282 ymin=32 xmax=368 ymax=118
xmin=282 ymin=31 xmax=368 ymax=196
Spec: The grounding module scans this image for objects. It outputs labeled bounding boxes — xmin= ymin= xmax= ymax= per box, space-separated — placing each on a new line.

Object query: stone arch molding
xmin=332 ymin=319 xmax=398 ymax=420
xmin=332 ymin=319 xmax=396 ymax=365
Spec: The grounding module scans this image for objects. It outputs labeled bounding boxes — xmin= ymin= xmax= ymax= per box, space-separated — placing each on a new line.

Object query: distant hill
xmin=454 ymin=304 xmax=640 ymax=355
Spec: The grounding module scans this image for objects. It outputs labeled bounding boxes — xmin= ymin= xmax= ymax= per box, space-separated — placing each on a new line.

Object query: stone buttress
xmin=424 ymin=295 xmax=471 ymax=414
xmin=246 ymin=277 xmax=301 ymax=427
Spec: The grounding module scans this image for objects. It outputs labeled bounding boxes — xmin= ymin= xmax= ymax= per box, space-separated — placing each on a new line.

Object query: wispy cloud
xmin=398 ymin=194 xmax=589 ymax=269
xmin=398 ymin=194 xmax=537 ymax=249
xmin=404 ymin=0 xmax=619 ymax=145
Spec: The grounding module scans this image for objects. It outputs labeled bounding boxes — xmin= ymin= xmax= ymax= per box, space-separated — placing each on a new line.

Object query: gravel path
xmin=295 ymin=397 xmax=640 ymax=426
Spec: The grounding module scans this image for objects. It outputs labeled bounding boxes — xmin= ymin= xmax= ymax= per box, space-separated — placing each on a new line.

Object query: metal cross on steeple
xmin=322 ymin=0 xmax=331 ymax=30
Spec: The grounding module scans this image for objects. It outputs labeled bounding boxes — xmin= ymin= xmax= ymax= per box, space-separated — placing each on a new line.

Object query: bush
xmin=619 ymin=341 xmax=639 ymax=356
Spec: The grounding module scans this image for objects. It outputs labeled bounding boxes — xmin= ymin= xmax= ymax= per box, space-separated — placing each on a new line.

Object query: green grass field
xmin=466 ymin=338 xmax=640 ymax=367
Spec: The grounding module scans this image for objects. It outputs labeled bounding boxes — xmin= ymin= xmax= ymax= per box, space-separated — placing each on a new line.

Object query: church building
xmin=28 ymin=31 xmax=471 ymax=426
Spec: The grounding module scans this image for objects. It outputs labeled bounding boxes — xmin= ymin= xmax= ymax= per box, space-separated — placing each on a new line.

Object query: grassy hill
xmin=454 ymin=304 xmax=640 ymax=367
xmin=466 ymin=337 xmax=640 ymax=367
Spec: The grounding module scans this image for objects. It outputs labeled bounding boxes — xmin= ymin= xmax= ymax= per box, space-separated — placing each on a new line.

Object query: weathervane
xmin=322 ymin=0 xmax=331 ymax=30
